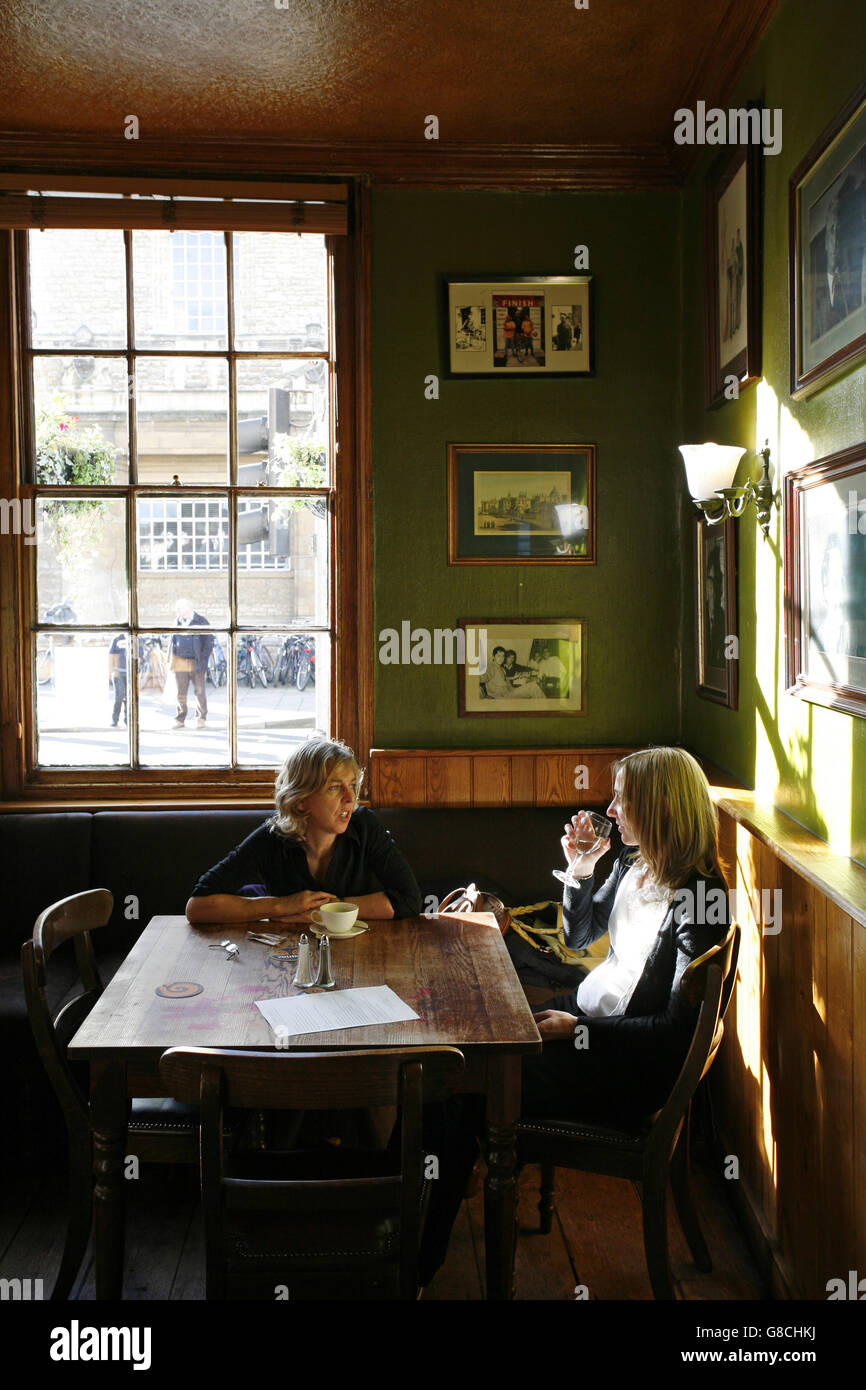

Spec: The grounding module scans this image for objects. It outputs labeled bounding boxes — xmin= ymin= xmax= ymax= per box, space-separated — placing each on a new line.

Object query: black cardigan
xmin=189 ymin=805 xmax=423 ymax=920
xmin=562 ymin=850 xmax=729 ymax=1089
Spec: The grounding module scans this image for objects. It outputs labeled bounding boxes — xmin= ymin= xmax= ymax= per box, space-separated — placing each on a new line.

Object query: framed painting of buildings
xmin=447 ymin=443 xmax=596 ymax=565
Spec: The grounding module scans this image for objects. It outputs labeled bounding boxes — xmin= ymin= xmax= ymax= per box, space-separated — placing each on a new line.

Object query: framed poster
xmin=789 ymin=81 xmax=866 ymax=397
xmin=704 ymin=134 xmax=761 ymax=408
xmin=784 ymin=441 xmax=866 ymax=716
xmin=446 ymin=277 xmax=592 ymax=376
xmin=458 ymin=619 xmax=586 ymax=717
xmin=447 ymin=443 xmax=596 ymax=564
xmin=694 ymin=517 xmax=738 ymax=708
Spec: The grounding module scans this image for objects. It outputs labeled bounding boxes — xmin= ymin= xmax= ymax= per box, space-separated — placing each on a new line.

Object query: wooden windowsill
xmin=701 ymin=762 xmax=866 ymax=928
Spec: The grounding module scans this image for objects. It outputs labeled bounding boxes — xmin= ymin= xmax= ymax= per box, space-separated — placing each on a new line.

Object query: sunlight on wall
xmin=751 ymin=383 xmax=852 ymax=848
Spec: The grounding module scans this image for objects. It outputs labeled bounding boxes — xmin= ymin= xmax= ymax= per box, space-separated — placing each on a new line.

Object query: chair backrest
xmin=21 ymin=889 xmax=114 ymax=1128
xmin=648 ymin=920 xmax=739 ymax=1162
xmin=159 ymin=1045 xmax=465 ymax=1300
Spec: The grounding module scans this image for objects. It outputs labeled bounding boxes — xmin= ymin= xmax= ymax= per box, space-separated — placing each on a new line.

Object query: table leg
xmin=91 ymin=1058 xmax=128 ymax=1300
xmin=483 ymin=1054 xmax=521 ymax=1300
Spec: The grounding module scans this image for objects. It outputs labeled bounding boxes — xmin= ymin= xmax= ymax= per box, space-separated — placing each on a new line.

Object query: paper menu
xmin=255 ymin=984 xmax=420 ymax=1038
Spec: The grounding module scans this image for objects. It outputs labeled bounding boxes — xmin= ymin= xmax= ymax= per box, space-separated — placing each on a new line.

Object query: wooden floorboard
xmin=4 ymin=1153 xmax=765 ymax=1301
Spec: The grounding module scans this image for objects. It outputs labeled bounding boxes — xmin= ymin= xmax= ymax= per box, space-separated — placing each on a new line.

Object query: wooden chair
xmin=21 ymin=889 xmax=199 ymax=1300
xmin=159 ymin=1044 xmax=465 ymax=1300
xmin=517 ymin=920 xmax=740 ymax=1300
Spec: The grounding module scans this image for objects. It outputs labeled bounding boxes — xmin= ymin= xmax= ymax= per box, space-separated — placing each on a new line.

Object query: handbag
xmin=438 ymin=885 xmax=595 ymax=988
xmin=437 ymin=883 xmax=511 ymax=935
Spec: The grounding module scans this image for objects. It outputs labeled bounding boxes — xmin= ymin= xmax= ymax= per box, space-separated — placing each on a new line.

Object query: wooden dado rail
xmin=709 ymin=785 xmax=866 ymax=1301
xmin=368 ymin=746 xmax=637 ymax=808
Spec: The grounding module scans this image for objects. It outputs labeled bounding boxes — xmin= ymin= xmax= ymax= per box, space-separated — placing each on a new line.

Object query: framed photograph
xmin=694 ymin=517 xmax=738 ymax=708
xmin=447 ymin=443 xmax=596 ymax=565
xmin=458 ymin=619 xmax=586 ymax=717
xmin=784 ymin=441 xmax=866 ymax=716
xmin=446 ymin=277 xmax=592 ymax=376
xmin=704 ymin=133 xmax=761 ymax=408
xmin=789 ymin=81 xmax=866 ymax=397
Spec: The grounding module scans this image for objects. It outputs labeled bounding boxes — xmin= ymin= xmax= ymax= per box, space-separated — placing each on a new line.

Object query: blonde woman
xmin=419 ymin=746 xmax=729 ymax=1284
xmin=525 ymin=745 xmax=729 ymax=1120
xmin=186 ymin=739 xmax=421 ymax=924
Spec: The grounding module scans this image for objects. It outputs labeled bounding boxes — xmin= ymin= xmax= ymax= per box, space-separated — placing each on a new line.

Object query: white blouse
xmin=575 ymin=866 xmax=673 ymax=1018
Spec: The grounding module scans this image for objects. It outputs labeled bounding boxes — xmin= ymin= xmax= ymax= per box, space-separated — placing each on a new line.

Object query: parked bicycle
xmin=296 ymin=635 xmax=315 ymax=691
xmin=237 ymin=634 xmax=274 ymax=688
xmin=274 ymin=633 xmax=316 ymax=689
xmin=207 ymin=636 xmax=228 ymax=687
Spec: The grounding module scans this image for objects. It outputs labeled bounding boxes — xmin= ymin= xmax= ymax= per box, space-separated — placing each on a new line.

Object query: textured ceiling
xmin=0 ymin=0 xmax=776 ymax=150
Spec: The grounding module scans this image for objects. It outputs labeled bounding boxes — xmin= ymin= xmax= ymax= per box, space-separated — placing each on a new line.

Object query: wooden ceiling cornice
xmin=0 ymin=131 xmax=680 ymax=192
xmin=0 ymin=0 xmax=782 ymax=192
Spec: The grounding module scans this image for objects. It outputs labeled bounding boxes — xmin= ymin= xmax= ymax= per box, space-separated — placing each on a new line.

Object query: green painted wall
xmin=371 ymin=190 xmax=683 ymax=747
xmin=679 ymin=0 xmax=866 ymax=862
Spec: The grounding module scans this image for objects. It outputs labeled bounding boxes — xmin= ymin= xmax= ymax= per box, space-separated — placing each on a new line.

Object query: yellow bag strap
xmin=508 ymin=901 xmax=587 ymax=966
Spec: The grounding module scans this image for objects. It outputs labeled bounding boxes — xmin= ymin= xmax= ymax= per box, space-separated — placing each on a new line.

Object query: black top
xmin=189 ymin=806 xmax=423 ymax=919
xmin=563 ymin=848 xmax=729 ymax=1072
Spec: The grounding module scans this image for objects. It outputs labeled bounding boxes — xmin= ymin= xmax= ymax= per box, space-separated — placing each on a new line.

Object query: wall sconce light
xmin=678 ymin=440 xmax=775 ymax=536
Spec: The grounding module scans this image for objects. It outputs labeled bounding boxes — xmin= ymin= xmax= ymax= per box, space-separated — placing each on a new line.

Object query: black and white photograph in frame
xmin=458 ymin=619 xmax=586 ymax=717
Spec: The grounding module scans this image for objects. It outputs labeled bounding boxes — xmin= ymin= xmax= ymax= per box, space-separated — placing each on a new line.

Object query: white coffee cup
xmin=311 ymin=901 xmax=359 ymax=934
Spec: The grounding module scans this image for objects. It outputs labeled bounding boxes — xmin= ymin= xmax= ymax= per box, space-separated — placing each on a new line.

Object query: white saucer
xmin=310 ymin=921 xmax=368 ymax=939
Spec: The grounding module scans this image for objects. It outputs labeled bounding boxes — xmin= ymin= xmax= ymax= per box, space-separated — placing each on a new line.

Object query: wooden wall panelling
xmin=426 ymin=755 xmax=472 ymax=806
xmin=823 ymin=900 xmax=855 ymax=1292
xmin=369 ymin=754 xmax=427 ymax=807
xmin=472 ymin=757 xmax=512 ymax=806
xmin=732 ymin=823 xmax=768 ymax=1225
xmin=783 ymin=861 xmax=821 ymax=1296
xmin=771 ymin=851 xmax=802 ymax=1291
xmin=535 ymin=754 xmax=577 ymax=805
xmin=367 ymin=747 xmax=635 ymax=809
xmin=853 ymin=917 xmax=866 ymax=1290
xmin=509 ymin=755 xmax=536 ymax=805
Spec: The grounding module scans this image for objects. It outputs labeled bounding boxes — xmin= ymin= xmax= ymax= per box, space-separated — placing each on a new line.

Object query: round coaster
xmin=155 ymin=981 xmax=204 ymax=998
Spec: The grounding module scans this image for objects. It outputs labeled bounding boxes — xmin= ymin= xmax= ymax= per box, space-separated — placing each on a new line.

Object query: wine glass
xmin=552 ymin=811 xmax=612 ymax=885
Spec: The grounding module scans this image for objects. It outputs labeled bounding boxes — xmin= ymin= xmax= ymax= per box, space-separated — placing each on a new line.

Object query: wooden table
xmin=68 ymin=913 xmax=541 ymax=1300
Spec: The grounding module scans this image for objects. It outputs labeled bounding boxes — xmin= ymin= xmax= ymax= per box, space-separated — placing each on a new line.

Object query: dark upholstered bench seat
xmin=0 ymin=804 xmax=618 ymax=1170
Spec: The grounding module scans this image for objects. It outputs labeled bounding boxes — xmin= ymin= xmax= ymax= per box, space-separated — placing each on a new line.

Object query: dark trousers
xmin=174 ymin=669 xmax=207 ymax=723
xmin=111 ymin=672 xmax=127 ymax=725
xmin=419 ymin=992 xmax=667 ymax=1284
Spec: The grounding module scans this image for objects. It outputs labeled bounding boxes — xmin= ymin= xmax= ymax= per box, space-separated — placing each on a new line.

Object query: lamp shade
xmin=678 ymin=443 xmax=746 ymax=499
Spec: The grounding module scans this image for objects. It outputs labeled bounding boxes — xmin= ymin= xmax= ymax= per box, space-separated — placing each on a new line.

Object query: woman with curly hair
xmin=186 ymin=738 xmax=421 ymax=924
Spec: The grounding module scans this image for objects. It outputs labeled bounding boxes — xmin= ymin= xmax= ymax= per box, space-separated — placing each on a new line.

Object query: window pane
xmin=132 ymin=230 xmax=228 ymax=350
xmin=36 ymin=497 xmax=127 ymax=626
xmin=236 ymin=631 xmax=325 ymax=766
xmin=28 ymin=229 xmax=127 ymax=349
xmin=33 ymin=359 xmax=130 ymax=484
xmin=232 ymin=233 xmax=327 ymax=351
xmin=135 ymin=356 xmax=228 ymax=484
xmin=137 ymin=630 xmax=230 ymax=767
xmin=136 ymin=496 xmax=230 ymax=626
xmin=35 ymin=632 xmax=129 ymax=766
xmin=237 ymin=359 xmax=330 ymax=481
xmin=236 ymin=494 xmax=329 ymax=627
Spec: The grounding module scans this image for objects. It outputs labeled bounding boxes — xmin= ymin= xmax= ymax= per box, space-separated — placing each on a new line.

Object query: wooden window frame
xmin=0 ymin=177 xmax=372 ymax=805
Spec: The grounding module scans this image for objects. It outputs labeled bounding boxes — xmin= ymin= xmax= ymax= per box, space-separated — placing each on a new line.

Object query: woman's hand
xmin=561 ymin=811 xmax=611 ymax=881
xmin=267 ymin=890 xmax=336 ymax=923
xmin=533 ymin=1009 xmax=579 ymax=1041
